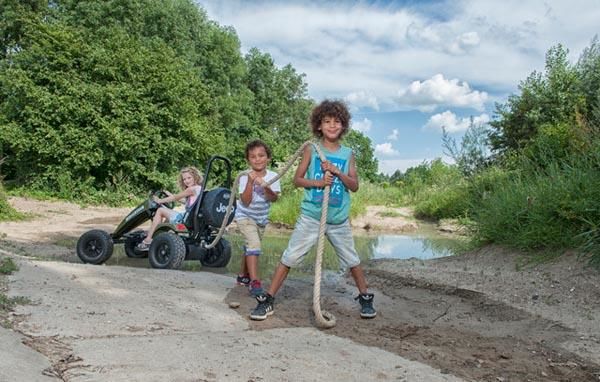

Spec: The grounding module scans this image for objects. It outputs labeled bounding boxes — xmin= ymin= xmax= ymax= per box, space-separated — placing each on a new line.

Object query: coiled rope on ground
xmin=205 ymin=140 xmax=337 ymax=328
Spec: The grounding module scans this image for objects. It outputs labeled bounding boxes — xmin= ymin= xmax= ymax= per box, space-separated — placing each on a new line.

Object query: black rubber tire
xmin=200 ymin=239 xmax=232 ymax=268
xmin=77 ymin=229 xmax=114 ymax=264
xmin=148 ymin=232 xmax=186 ymax=269
xmin=124 ymin=231 xmax=149 ymax=259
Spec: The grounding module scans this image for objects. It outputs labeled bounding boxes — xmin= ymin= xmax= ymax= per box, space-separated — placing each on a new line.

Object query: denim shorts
xmin=169 ymin=211 xmax=184 ymax=224
xmin=280 ymin=214 xmax=360 ymax=269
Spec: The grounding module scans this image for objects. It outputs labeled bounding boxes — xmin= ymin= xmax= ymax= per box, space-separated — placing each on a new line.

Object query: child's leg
xmin=326 ymin=220 xmax=365 ymax=290
xmin=142 ymin=207 xmax=173 ymax=244
xmin=236 ymin=219 xmax=264 ymax=285
xmin=250 ymin=215 xmax=319 ymax=320
xmin=266 ymin=262 xmax=290 ymax=296
xmin=349 ymin=265 xmax=368 ymax=295
xmin=326 ymin=220 xmax=376 ymax=318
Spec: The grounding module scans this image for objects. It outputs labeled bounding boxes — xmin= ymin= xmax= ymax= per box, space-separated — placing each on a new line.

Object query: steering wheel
xmin=150 ymin=190 xmax=175 ymax=210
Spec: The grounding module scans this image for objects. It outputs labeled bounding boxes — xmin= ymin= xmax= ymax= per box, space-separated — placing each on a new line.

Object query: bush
xmin=471 ymin=153 xmax=600 ymax=261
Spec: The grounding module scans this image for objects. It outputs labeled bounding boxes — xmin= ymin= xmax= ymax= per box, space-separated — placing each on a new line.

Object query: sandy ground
xmin=1 ymin=196 xmax=600 ymax=381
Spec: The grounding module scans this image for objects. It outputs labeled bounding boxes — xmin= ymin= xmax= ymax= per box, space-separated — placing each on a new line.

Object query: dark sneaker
xmin=236 ymin=274 xmax=250 ymax=286
xmin=355 ymin=293 xmax=377 ymax=318
xmin=249 ymin=279 xmax=264 ymax=296
xmin=250 ymin=293 xmax=274 ymax=320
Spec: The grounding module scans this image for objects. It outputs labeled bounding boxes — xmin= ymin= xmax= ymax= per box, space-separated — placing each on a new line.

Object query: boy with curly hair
xmin=250 ymin=100 xmax=376 ymax=320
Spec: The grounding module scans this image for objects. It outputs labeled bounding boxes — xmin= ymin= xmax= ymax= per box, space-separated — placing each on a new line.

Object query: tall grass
xmin=471 ymin=151 xmax=600 ymax=263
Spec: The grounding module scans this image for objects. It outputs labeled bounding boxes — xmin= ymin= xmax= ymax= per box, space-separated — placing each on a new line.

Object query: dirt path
xmin=1 ymin=196 xmax=600 ymax=381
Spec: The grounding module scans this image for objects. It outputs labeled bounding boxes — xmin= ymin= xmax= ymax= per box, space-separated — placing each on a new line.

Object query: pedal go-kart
xmin=76 ymin=156 xmax=236 ymax=270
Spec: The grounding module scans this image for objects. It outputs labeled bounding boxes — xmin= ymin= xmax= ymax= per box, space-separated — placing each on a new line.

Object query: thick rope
xmin=205 ymin=140 xmax=336 ymax=328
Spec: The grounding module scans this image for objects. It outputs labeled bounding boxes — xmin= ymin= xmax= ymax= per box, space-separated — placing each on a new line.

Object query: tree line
xmin=0 ymin=0 xmax=377 ymax=202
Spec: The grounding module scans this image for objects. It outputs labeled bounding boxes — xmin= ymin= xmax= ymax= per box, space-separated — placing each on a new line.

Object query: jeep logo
xmin=216 ymin=203 xmax=227 ymax=213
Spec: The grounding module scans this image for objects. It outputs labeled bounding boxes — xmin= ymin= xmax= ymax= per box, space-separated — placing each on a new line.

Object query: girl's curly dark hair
xmin=310 ymin=99 xmax=351 ymax=138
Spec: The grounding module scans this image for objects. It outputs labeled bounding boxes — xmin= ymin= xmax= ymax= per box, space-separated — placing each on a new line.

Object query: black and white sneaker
xmin=250 ymin=293 xmax=274 ymax=320
xmin=236 ymin=274 xmax=251 ymax=286
xmin=356 ymin=293 xmax=377 ymax=318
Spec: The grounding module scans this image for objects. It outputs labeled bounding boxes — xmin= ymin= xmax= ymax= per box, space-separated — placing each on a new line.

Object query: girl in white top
xmin=136 ymin=166 xmax=203 ymax=251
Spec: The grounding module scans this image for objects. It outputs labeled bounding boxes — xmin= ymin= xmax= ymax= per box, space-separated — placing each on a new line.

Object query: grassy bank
xmin=0 ymin=257 xmax=29 ymax=328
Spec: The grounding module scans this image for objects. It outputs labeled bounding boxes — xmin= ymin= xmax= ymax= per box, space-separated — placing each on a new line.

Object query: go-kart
xmin=76 ymin=156 xmax=236 ymax=269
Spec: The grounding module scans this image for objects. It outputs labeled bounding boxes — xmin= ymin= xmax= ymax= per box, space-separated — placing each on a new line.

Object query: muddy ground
xmin=1 ymin=196 xmax=600 ymax=381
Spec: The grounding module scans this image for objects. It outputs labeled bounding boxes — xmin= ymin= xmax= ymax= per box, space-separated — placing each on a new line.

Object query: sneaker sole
xmin=250 ymin=310 xmax=274 ymax=321
xmin=360 ymin=312 xmax=377 ymax=319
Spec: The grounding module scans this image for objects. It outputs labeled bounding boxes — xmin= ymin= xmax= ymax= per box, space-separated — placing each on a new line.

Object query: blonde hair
xmin=177 ymin=166 xmax=203 ymax=190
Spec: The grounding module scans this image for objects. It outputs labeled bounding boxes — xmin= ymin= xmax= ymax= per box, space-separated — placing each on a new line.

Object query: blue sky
xmin=197 ymin=0 xmax=600 ymax=174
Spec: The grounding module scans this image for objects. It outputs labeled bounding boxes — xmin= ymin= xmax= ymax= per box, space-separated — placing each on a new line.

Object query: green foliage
xmin=471 ymin=153 xmax=600 ymax=256
xmin=343 ymin=130 xmax=379 ymax=182
xmin=0 ymin=0 xmax=383 ymax=204
xmin=576 ymin=35 xmax=600 ymax=128
xmin=0 ymin=6 xmax=225 ymax=197
xmin=0 ymin=257 xmax=17 ymax=275
xmin=0 ymin=184 xmax=23 ymax=221
xmin=0 ymin=158 xmax=24 ymax=220
xmin=489 ymin=44 xmax=585 ymax=155
xmin=442 ymin=120 xmax=491 ymax=176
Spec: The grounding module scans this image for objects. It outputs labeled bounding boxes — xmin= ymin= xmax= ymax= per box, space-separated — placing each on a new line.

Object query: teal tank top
xmin=300 ymin=144 xmax=352 ymax=224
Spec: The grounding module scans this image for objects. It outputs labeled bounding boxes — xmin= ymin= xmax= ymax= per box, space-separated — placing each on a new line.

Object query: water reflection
xmin=105 ymin=230 xmax=468 ymax=277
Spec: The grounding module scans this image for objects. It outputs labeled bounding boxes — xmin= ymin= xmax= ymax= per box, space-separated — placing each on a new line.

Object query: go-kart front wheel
xmin=148 ymin=232 xmax=186 ymax=269
xmin=200 ymin=239 xmax=232 ymax=268
xmin=77 ymin=229 xmax=114 ymax=264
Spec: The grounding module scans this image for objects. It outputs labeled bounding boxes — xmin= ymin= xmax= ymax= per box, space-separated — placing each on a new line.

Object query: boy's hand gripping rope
xmin=204 ymin=140 xmax=337 ymax=328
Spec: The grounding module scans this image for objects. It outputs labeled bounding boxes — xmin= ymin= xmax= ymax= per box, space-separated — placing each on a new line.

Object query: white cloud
xmin=424 ymin=110 xmax=490 ymax=133
xmin=387 ymin=129 xmax=399 ymax=140
xmin=396 ymin=74 xmax=488 ymax=112
xmin=345 ymin=91 xmax=379 ymax=111
xmin=200 ymin=0 xmax=600 ymax=106
xmin=374 ymin=142 xmax=399 ymax=157
xmin=446 ymin=31 xmax=481 ymax=55
xmin=351 ymin=117 xmax=372 ymax=133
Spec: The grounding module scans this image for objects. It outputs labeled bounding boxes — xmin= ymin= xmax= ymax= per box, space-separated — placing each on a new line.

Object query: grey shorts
xmin=280 ymin=214 xmax=360 ymax=269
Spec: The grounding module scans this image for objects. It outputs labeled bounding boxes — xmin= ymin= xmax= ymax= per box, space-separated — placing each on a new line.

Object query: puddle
xmin=104 ymin=228 xmax=469 ymax=278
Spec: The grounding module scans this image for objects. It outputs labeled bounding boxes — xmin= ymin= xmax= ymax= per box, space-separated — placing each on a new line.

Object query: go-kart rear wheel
xmin=200 ymin=239 xmax=231 ymax=268
xmin=77 ymin=229 xmax=114 ymax=264
xmin=124 ymin=230 xmax=149 ymax=258
xmin=148 ymin=232 xmax=186 ymax=269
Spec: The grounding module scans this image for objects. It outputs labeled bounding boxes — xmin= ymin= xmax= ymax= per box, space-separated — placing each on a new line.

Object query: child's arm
xmin=262 ymin=184 xmax=279 ymax=202
xmin=154 ymin=187 xmax=195 ymax=205
xmin=293 ymin=146 xmax=333 ymax=189
xmin=240 ymin=173 xmax=255 ymax=206
xmin=322 ymin=154 xmax=359 ymax=192
xmin=163 ymin=190 xmax=185 ymax=204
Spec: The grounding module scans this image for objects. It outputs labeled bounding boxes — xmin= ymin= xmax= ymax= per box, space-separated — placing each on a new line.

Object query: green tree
xmin=243 ymin=48 xmax=313 ymax=167
xmin=343 ymin=130 xmax=378 ymax=182
xmin=0 ymin=20 xmax=221 ymax=192
xmin=576 ymin=35 xmax=600 ymax=131
xmin=489 ymin=44 xmax=585 ymax=155
xmin=442 ymin=118 xmax=491 ymax=176
xmin=0 ymin=0 xmax=47 ymax=58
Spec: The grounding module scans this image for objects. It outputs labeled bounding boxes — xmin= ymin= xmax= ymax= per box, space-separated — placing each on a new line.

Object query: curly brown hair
xmin=245 ymin=139 xmax=272 ymax=160
xmin=310 ymin=99 xmax=351 ymax=138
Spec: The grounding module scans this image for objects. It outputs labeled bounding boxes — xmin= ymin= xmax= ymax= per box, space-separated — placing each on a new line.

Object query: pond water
xmin=105 ymin=227 xmax=469 ymax=278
